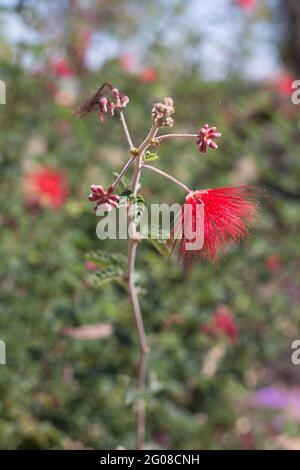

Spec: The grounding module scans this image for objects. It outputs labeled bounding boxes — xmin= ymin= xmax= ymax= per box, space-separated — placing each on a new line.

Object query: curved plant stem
xmin=119 ymin=110 xmax=135 ymax=151
xmin=155 ymin=133 xmax=198 ymax=143
xmin=110 ymin=155 xmax=136 ymax=191
xmin=132 ymin=125 xmax=159 ymax=193
xmin=120 ymin=118 xmax=158 ymax=449
xmin=142 ymin=163 xmax=191 ymax=193
xmin=114 ymin=116 xmax=191 ymax=448
xmin=127 ymin=125 xmax=159 ymax=450
xmin=128 ymin=239 xmax=149 ymax=450
xmin=138 ymin=125 xmax=159 ymax=156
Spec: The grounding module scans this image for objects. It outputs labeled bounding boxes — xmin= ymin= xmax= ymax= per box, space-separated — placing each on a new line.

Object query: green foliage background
xmin=0 ymin=0 xmax=300 ymax=450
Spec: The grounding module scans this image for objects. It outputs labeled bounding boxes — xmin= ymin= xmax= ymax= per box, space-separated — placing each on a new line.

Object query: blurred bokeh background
xmin=0 ymin=0 xmax=300 ymax=450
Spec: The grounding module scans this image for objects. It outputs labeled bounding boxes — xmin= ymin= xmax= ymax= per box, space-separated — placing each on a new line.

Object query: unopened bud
xmin=100 ymin=97 xmax=108 ymax=112
xmin=121 ymin=95 xmax=130 ymax=107
xmin=151 ymin=97 xmax=175 ymax=127
xmin=111 ymin=88 xmax=120 ymax=99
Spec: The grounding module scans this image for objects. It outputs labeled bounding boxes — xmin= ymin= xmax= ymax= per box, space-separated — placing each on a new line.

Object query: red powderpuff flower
xmin=25 ymin=168 xmax=68 ymax=209
xmin=88 ymin=184 xmax=120 ymax=212
xmin=202 ymin=305 xmax=239 ymax=343
xmin=51 ymin=58 xmax=75 ymax=78
xmin=138 ymin=67 xmax=158 ymax=83
xmin=236 ymin=0 xmax=256 ymax=10
xmin=168 ymin=185 xmax=259 ymax=263
xmin=197 ymin=124 xmax=221 ymax=154
xmin=276 ymin=73 xmax=295 ymax=97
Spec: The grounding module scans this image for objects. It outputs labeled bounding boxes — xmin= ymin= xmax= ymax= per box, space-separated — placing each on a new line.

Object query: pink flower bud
xmin=121 ymin=95 xmax=129 ymax=107
xmin=88 ymin=193 xmax=98 ymax=201
xmin=108 ymin=198 xmax=119 ymax=208
xmin=88 ymin=184 xmax=120 ymax=213
xmin=108 ymin=101 xmax=115 ymax=116
xmin=100 ymin=97 xmax=108 ymax=113
xmin=197 ymin=124 xmax=222 ymax=154
xmin=208 ymin=141 xmax=218 ymax=150
xmin=108 ymin=194 xmax=120 ymax=202
xmin=98 ymin=108 xmax=105 ymax=123
xmin=90 ymin=184 xmax=105 ymax=194
xmin=111 ymin=88 xmax=120 ymax=99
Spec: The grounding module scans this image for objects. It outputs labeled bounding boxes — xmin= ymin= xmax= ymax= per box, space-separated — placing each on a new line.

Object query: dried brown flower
xmin=151 ymin=97 xmax=175 ymax=127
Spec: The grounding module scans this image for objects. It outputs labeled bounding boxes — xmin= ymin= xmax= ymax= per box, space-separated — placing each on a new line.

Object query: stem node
xmin=129 ymin=147 xmax=139 ymax=156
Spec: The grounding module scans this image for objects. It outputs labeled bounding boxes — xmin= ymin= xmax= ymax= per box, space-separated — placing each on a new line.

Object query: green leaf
xmin=141 ymin=224 xmax=170 ymax=257
xmin=146 ymin=237 xmax=170 ymax=258
xmin=85 ymin=250 xmax=127 ymax=269
xmin=112 ymin=172 xmax=131 ymax=192
xmin=143 ymin=151 xmax=160 ymax=162
xmin=89 ymin=266 xmax=124 ymax=287
xmin=128 ymin=195 xmax=145 ymax=224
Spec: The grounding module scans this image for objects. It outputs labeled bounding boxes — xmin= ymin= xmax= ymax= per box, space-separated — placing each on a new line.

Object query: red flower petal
xmin=168 ymin=185 xmax=260 ymax=263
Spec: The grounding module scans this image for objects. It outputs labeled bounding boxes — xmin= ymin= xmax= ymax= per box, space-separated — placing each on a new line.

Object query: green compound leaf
xmin=85 ymin=250 xmax=127 ymax=269
xmin=146 ymin=235 xmax=170 ymax=258
xmin=89 ymin=266 xmax=125 ymax=287
xmin=112 ymin=171 xmax=131 ymax=192
xmin=141 ymin=224 xmax=170 ymax=257
xmin=128 ymin=194 xmax=145 ymax=224
xmin=143 ymin=151 xmax=160 ymax=162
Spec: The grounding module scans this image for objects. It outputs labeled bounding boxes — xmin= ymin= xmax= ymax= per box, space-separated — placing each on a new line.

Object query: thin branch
xmin=142 ymin=164 xmax=191 ymax=193
xmin=110 ymin=155 xmax=136 ymax=191
xmin=128 ymin=239 xmax=149 ymax=450
xmin=155 ymin=133 xmax=198 ymax=143
xmin=126 ymin=126 xmax=158 ymax=450
xmin=137 ymin=344 xmax=148 ymax=449
xmin=109 ymin=111 xmax=136 ymax=192
xmin=119 ymin=111 xmax=135 ymax=151
xmin=137 ymin=125 xmax=159 ymax=156
xmin=131 ymin=125 xmax=159 ymax=195
xmin=128 ymin=242 xmax=149 ymax=354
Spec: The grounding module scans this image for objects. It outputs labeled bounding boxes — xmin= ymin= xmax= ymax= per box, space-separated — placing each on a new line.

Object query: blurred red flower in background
xmin=85 ymin=260 xmax=98 ymax=271
xmin=119 ymin=53 xmax=137 ymax=73
xmin=265 ymin=254 xmax=282 ymax=273
xmin=51 ymin=58 xmax=75 ymax=78
xmin=138 ymin=67 xmax=158 ymax=83
xmin=119 ymin=56 xmax=158 ymax=83
xmin=202 ymin=305 xmax=239 ymax=343
xmin=236 ymin=0 xmax=256 ymax=9
xmin=276 ymin=73 xmax=295 ymax=97
xmin=24 ymin=167 xmax=68 ymax=209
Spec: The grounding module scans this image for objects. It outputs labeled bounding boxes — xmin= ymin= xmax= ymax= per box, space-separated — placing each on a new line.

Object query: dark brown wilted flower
xmin=77 ymin=82 xmax=129 ymax=122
